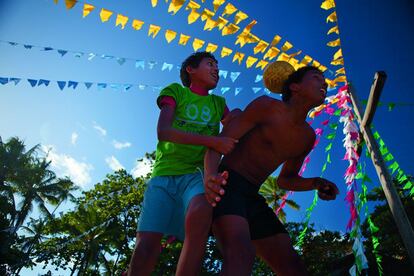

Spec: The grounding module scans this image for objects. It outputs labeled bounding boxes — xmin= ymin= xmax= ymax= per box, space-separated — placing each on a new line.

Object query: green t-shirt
xmin=152 ymin=83 xmax=226 ymax=177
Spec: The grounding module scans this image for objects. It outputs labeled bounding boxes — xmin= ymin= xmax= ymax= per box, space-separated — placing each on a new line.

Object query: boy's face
xmin=187 ymin=57 xmax=219 ymax=90
xmin=297 ymin=70 xmax=328 ymax=106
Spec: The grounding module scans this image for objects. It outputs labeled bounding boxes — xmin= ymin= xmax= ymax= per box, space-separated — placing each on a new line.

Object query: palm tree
xmin=259 ymin=176 xmax=300 ymax=223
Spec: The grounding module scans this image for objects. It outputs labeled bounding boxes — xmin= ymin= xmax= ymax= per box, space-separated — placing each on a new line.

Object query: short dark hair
xmin=180 ymin=52 xmax=218 ymax=87
xmin=281 ymin=66 xmax=322 ymax=102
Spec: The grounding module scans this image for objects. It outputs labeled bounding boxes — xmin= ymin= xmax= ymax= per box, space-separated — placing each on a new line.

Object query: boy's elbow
xmin=157 ymin=127 xmax=170 ymax=141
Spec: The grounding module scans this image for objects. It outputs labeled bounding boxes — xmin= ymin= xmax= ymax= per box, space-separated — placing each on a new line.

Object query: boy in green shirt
xmin=128 ymin=52 xmax=237 ymax=275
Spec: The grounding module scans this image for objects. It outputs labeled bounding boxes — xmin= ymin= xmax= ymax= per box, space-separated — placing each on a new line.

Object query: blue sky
xmin=1 ymin=0 xmax=413 ymax=274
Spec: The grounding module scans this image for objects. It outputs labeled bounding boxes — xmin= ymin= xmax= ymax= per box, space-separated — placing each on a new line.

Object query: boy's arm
xmin=157 ymin=104 xmax=237 ymax=154
xmin=204 ymin=96 xmax=272 ymax=206
xmin=278 ymin=154 xmax=339 ymax=200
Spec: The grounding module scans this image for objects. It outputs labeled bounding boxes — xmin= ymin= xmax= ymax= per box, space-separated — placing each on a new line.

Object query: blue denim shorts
xmin=137 ymin=171 xmax=204 ymax=241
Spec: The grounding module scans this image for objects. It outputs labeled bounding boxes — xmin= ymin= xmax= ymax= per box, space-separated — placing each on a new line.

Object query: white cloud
xmin=42 ymin=145 xmax=93 ymax=187
xmin=92 ymin=121 xmax=107 ymax=137
xmin=105 ymin=156 xmax=125 ymax=171
xmin=112 ymin=140 xmax=132 ymax=150
xmin=71 ymin=132 xmax=78 ymax=145
xmin=131 ymin=157 xmax=153 ymax=178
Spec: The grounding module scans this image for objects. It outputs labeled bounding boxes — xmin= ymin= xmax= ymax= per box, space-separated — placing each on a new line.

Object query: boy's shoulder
xmin=162 ymin=82 xmax=186 ymax=92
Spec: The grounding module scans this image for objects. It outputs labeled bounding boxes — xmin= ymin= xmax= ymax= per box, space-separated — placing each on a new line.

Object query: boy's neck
xmin=189 ymin=83 xmax=209 ymax=96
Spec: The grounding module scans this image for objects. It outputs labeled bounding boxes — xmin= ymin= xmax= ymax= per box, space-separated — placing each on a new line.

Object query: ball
xmin=263 ymin=61 xmax=296 ymax=93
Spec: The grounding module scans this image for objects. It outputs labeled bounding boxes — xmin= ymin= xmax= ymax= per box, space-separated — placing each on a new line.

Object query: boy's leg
xmin=128 ymin=232 xmax=163 ymax=276
xmin=176 ymin=194 xmax=212 ymax=276
xmin=252 ymin=233 xmax=307 ymax=276
xmin=212 ymin=215 xmax=256 ymax=276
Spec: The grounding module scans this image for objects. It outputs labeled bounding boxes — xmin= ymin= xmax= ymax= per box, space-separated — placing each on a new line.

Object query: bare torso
xmin=222 ymin=97 xmax=315 ymax=186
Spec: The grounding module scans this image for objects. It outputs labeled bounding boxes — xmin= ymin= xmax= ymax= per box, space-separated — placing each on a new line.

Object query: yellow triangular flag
xmin=289 ymin=58 xmax=301 ymax=70
xmin=244 ymin=20 xmax=257 ymax=32
xmin=248 ymin=34 xmax=260 ymax=44
xmin=300 ymin=55 xmax=312 ymax=65
xmin=263 ymin=47 xmax=280 ymax=60
xmin=168 ymin=0 xmax=185 ymax=15
xmin=65 ymin=0 xmax=77 ymax=10
xmin=54 ymin=0 xmax=58 ymax=4
xmin=204 ymin=18 xmax=217 ymax=31
xmin=333 ymin=48 xmax=343 ymax=60
xmin=221 ymin=47 xmax=233 ymax=58
xmin=186 ymin=1 xmax=201 ymax=10
xmin=222 ymin=23 xmax=239 ymax=35
xmin=222 ymin=3 xmax=237 ymax=17
xmin=321 ymin=0 xmax=335 ymax=10
xmin=232 ymin=52 xmax=245 ymax=65
xmin=277 ymin=52 xmax=290 ymax=62
xmin=281 ymin=41 xmax=293 ymax=52
xmin=235 ymin=32 xmax=249 ymax=47
xmin=327 ymin=38 xmax=341 ymax=47
xmin=132 ymin=19 xmax=144 ymax=30
xmin=151 ymin=0 xmax=158 ymax=8
xmin=100 ymin=9 xmax=113 ymax=23
xmin=82 ymin=4 xmax=95 ymax=18
xmin=326 ymin=11 xmax=337 ymax=23
xmin=253 ymin=40 xmax=269 ymax=55
xmin=335 ymin=67 xmax=346 ymax=75
xmin=246 ymin=56 xmax=258 ymax=68
xmin=331 ymin=58 xmax=344 ymax=66
xmin=206 ymin=43 xmax=218 ymax=53
xmin=312 ymin=60 xmax=321 ymax=67
xmin=327 ymin=25 xmax=339 ymax=35
xmin=165 ymin=30 xmax=177 ymax=43
xmin=213 ymin=0 xmax=226 ymax=12
xmin=216 ymin=17 xmax=228 ymax=30
xmin=192 ymin=38 xmax=205 ymax=52
xmin=116 ymin=14 xmax=129 ymax=29
xmin=256 ymin=60 xmax=269 ymax=70
xmin=334 ymin=75 xmax=347 ymax=83
xmin=271 ymin=35 xmax=282 ymax=46
xmin=201 ymin=9 xmax=215 ymax=21
xmin=289 ymin=50 xmax=302 ymax=58
xmin=188 ymin=10 xmax=201 ymax=24
xmin=318 ymin=65 xmax=328 ymax=72
xmin=326 ymin=78 xmax=337 ymax=89
xmin=234 ymin=11 xmax=248 ymax=25
xmin=148 ymin=24 xmax=161 ymax=38
xmin=179 ymin=34 xmax=191 ymax=46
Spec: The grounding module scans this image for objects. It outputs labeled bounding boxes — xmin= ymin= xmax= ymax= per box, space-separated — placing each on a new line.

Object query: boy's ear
xmin=186 ymin=65 xmax=195 ymax=74
xmin=289 ymin=83 xmax=300 ymax=93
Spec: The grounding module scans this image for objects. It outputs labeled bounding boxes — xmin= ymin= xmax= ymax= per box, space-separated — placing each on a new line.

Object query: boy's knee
xmin=186 ymin=197 xmax=212 ymax=224
xmin=134 ymin=235 xmax=161 ymax=259
xmin=222 ymin=240 xmax=255 ymax=264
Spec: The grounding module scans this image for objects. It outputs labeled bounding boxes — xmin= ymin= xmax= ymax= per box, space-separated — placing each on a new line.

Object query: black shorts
xmin=213 ymin=165 xmax=288 ymax=240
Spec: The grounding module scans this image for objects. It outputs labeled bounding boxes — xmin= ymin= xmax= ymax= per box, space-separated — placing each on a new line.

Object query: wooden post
xmin=347 ymin=73 xmax=414 ymax=265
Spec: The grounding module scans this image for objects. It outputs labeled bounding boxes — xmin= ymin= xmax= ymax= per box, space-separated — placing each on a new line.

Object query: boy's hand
xmin=314 ymin=178 xmax=339 ymax=200
xmin=204 ymin=171 xmax=228 ymax=207
xmin=211 ymin=137 xmax=238 ymax=154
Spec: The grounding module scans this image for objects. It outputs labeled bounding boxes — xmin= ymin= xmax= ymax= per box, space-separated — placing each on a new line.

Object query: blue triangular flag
xmin=161 ymin=62 xmax=173 ymax=71
xmin=123 ymin=84 xmax=132 ymax=92
xmin=28 ymin=79 xmax=38 ymax=87
xmin=101 ymin=54 xmax=113 ymax=60
xmin=221 ymin=87 xmax=230 ymax=94
xmin=152 ymin=86 xmax=162 ymax=92
xmin=135 ymin=60 xmax=145 ymax=70
xmin=8 ymin=42 xmax=17 ymax=46
xmin=43 ymin=47 xmax=53 ymax=51
xmin=148 ymin=61 xmax=157 ymax=69
xmin=219 ymin=70 xmax=228 ymax=79
xmin=97 ymin=83 xmax=107 ymax=90
xmin=57 ymin=50 xmax=68 ymax=56
xmin=117 ymin=58 xmax=126 ymax=65
xmin=110 ymin=84 xmax=120 ymax=91
xmin=38 ymin=79 xmax=50 ymax=86
xmin=57 ymin=81 xmax=66 ymax=90
xmin=0 ymin=77 xmax=9 ymax=85
xmin=9 ymin=78 xmax=21 ymax=85
xmin=255 ymin=75 xmax=263 ymax=83
xmin=252 ymin=87 xmax=262 ymax=94
xmin=73 ymin=52 xmax=84 ymax=58
xmin=235 ymin=87 xmax=242 ymax=96
xmin=138 ymin=84 xmax=147 ymax=90
xmin=264 ymin=88 xmax=271 ymax=94
xmin=230 ymin=72 xmax=241 ymax=83
xmin=24 ymin=45 xmax=33 ymax=49
xmin=68 ymin=81 xmax=78 ymax=89
xmin=88 ymin=53 xmax=96 ymax=60
xmin=84 ymin=82 xmax=93 ymax=89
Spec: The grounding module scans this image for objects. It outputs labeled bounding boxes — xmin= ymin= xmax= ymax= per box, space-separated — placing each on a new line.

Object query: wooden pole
xmin=347 ymin=74 xmax=414 ymax=266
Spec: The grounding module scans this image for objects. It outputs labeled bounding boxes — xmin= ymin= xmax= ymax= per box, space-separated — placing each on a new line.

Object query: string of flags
xmin=320 ymin=0 xmax=347 ymax=87
xmin=0 ymin=76 xmax=271 ymax=96
xmin=151 ymin=0 xmax=334 ymax=79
